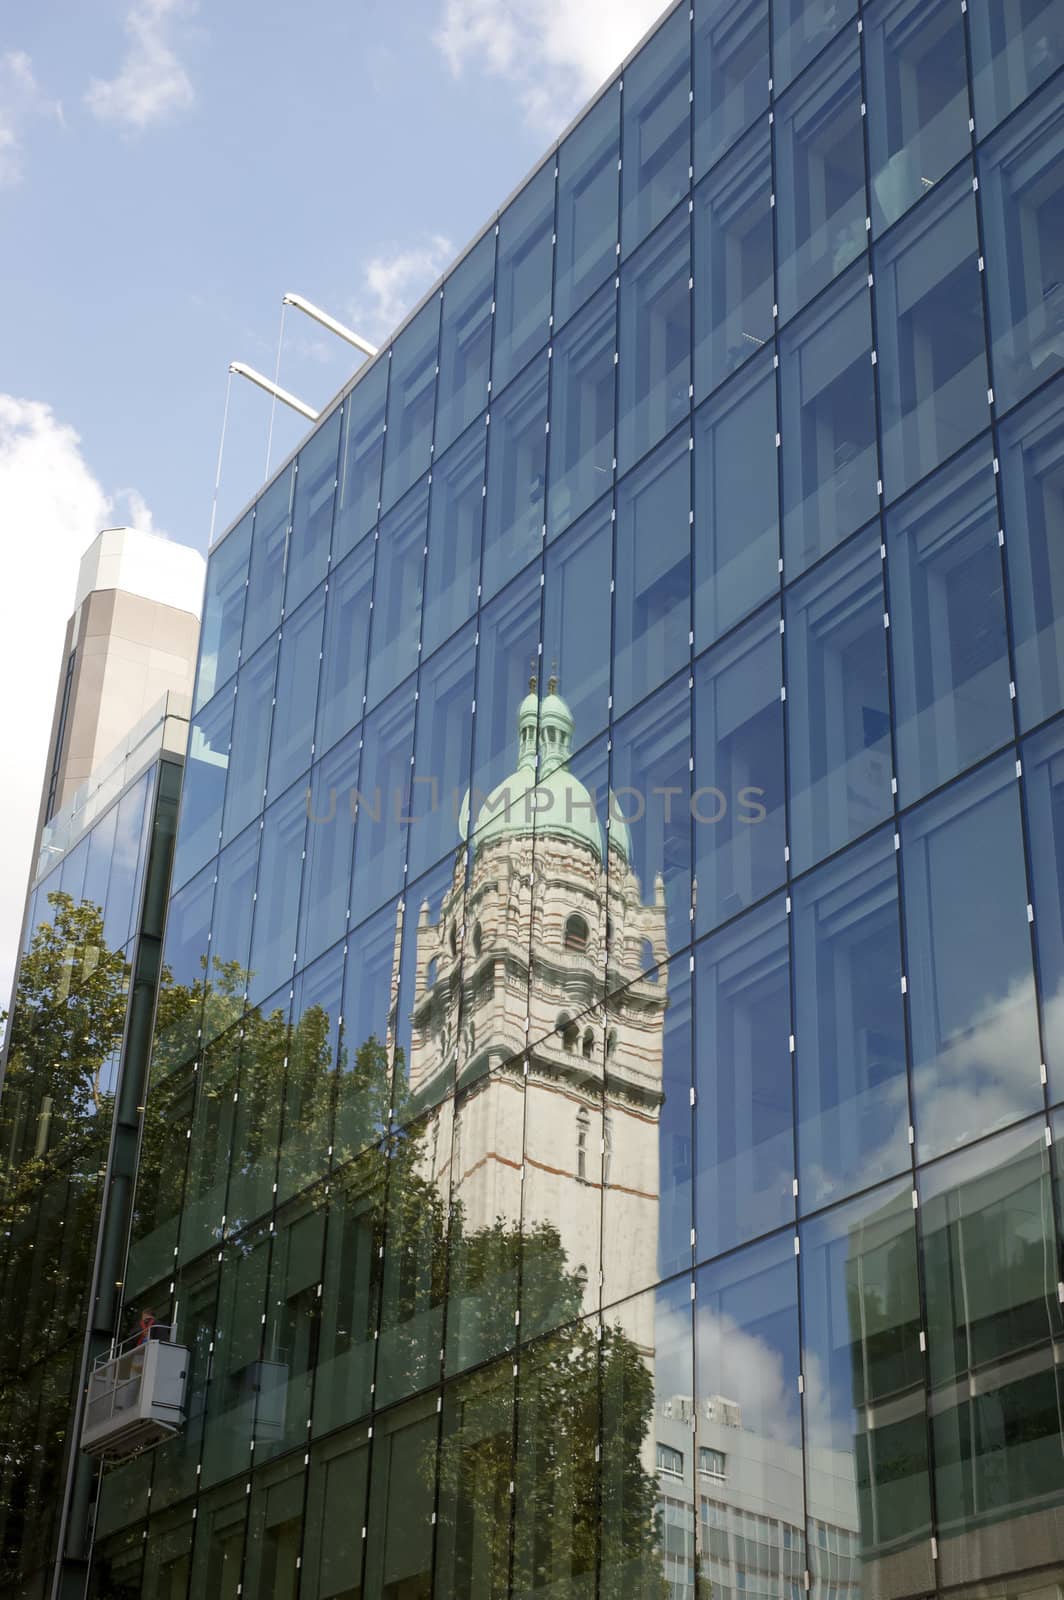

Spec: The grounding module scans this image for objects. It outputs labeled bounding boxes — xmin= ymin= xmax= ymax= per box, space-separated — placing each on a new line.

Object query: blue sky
xmin=0 ymin=0 xmax=665 ymax=1005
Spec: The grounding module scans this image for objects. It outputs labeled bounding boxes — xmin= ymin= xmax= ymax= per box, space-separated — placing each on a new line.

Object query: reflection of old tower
xmin=406 ymin=679 xmax=668 ymax=1319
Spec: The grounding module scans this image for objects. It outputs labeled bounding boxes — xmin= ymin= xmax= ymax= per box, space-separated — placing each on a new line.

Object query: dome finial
xmin=529 ymin=655 xmax=538 ymax=694
xmin=548 ymin=658 xmax=558 ymax=695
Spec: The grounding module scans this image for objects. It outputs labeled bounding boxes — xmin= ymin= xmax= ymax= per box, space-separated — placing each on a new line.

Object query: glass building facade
xmin=92 ymin=1 xmax=1064 ymax=1597
xmin=0 ymin=700 xmax=188 ymax=1598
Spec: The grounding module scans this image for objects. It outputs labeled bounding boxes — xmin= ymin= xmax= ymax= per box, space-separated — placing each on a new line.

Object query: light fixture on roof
xmin=282 ymin=292 xmax=378 ymax=358
xmin=227 ymin=362 xmax=320 ymax=421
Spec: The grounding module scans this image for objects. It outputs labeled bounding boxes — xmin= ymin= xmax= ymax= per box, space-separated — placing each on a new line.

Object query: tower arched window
xmin=576 ymin=1107 xmax=590 ymax=1181
xmin=450 ymin=925 xmax=458 ymax=959
xmin=561 ymin=1015 xmax=579 ymax=1053
xmin=582 ymin=1028 xmax=595 ymax=1061
xmin=606 ymin=1029 xmax=618 ymax=1059
xmin=565 ymin=913 xmax=589 ymax=952
xmin=426 ymin=957 xmax=438 ymax=990
xmin=473 ymin=922 xmax=483 ymax=958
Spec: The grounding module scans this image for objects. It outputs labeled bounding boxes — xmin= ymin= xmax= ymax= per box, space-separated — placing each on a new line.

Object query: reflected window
xmin=333 ymin=357 xmax=387 ymax=563
xmin=970 ymin=0 xmax=1064 ymax=135
xmin=610 ymin=674 xmax=691 ymax=961
xmin=317 ymin=537 xmax=373 ymax=760
xmin=1022 ymin=716 xmax=1064 ymax=1101
xmin=351 ymin=689 xmax=416 ymax=922
xmin=242 ymin=469 xmax=292 ymax=661
xmin=267 ymin=589 xmax=324 ymax=802
xmin=366 ymin=482 xmax=426 ymax=710
xmin=542 ymin=504 xmax=612 ymax=747
xmin=381 ymin=299 xmax=440 ymax=512
xmin=614 ymin=430 xmax=690 ymax=716
xmin=555 ymin=86 xmax=620 ymax=328
xmin=577 ymin=1107 xmax=590 ymax=1180
xmin=223 ymin=639 xmax=277 ymax=846
xmin=408 ymin=624 xmax=476 ymax=880
xmin=300 ymin=730 xmax=360 ymax=971
xmin=694 ymin=0 xmax=769 ymax=178
xmin=656 ymin=1442 xmax=684 ymax=1477
xmin=694 ymin=126 xmax=773 ymax=401
xmin=621 ymin=6 xmax=691 ymax=255
xmin=1000 ymin=378 xmax=1064 ymax=730
xmin=482 ymin=353 xmax=547 ymax=601
xmin=617 ymin=207 xmax=691 ymax=472
xmin=435 ymin=231 xmax=494 ymax=455
xmin=493 ymin=162 xmax=553 ymax=394
xmin=699 ymin=1446 xmax=726 ymax=1478
xmin=172 ymin=691 xmax=232 ymax=893
xmin=565 ymin=914 xmax=589 ymax=952
xmin=547 ymin=282 xmax=616 ymax=539
xmin=248 ymin=785 xmax=306 ymax=1006
xmin=196 ymin=512 xmax=250 ymax=709
xmin=773 ymin=0 xmax=856 ymax=92
xmin=422 ymin=423 xmax=484 ymax=658
xmin=286 ymin=407 xmax=340 ymax=614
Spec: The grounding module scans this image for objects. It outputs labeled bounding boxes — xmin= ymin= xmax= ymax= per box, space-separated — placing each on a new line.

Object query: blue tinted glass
xmin=542 ymin=502 xmax=612 ymax=749
xmin=610 ymin=674 xmax=691 ymax=964
xmin=351 ymin=687 xmax=416 ymax=921
xmin=547 ymin=282 xmax=616 ymax=539
xmin=242 ymin=468 xmax=292 ymax=659
xmin=278 ymin=948 xmax=343 ymax=1203
xmin=554 ymin=86 xmax=620 ymax=329
xmin=469 ymin=568 xmax=541 ymax=822
xmin=492 ymin=162 xmax=554 ymax=395
xmin=267 ymin=587 xmax=325 ymax=802
xmin=800 ymin=1182 xmax=933 ymax=1589
xmin=773 ymin=0 xmax=857 ymax=92
xmin=793 ymin=829 xmax=908 ymax=1211
xmin=392 ymin=856 xmax=458 ymax=1109
xmin=482 ymin=353 xmax=547 ymax=601
xmin=693 ymin=604 xmax=786 ymax=935
xmin=422 ymin=422 xmax=484 ymax=658
xmin=163 ymin=864 xmax=215 ymax=996
xmin=196 ymin=512 xmax=250 ymax=709
xmin=693 ymin=0 xmax=769 ymax=178
xmin=286 ymin=407 xmax=340 ymax=614
xmin=207 ymin=820 xmax=258 ymax=989
xmin=301 ymin=730 xmax=360 ymax=971
xmin=785 ymin=529 xmax=892 ymax=873
xmin=970 ymin=0 xmax=1064 ymax=135
xmin=248 ymin=781 xmax=307 ymax=1007
xmin=366 ymin=481 xmax=427 ymax=710
xmin=903 ymin=756 xmax=1042 ymax=1161
xmin=317 ymin=538 xmax=373 ymax=760
xmin=381 ymin=299 xmax=440 ymax=512
xmin=333 ymin=359 xmax=387 ymax=562
xmin=103 ymin=775 xmax=151 ymax=955
xmin=695 ymin=899 xmax=793 ymax=1255
xmin=172 ymin=689 xmax=232 ymax=892
xmin=865 ymin=0 xmax=970 ymax=236
xmin=338 ymin=902 xmax=398 ymax=1157
xmin=875 ymin=169 xmax=987 ymax=502
xmin=693 ymin=351 xmax=779 ymax=651
xmin=999 ymin=376 xmax=1064 ymax=730
xmin=82 ymin=799 xmax=117 ymax=918
xmin=617 ymin=206 xmax=691 ymax=472
xmin=886 ymin=440 xmax=1012 ymax=805
xmin=435 ymin=232 xmax=495 ymax=456
xmin=613 ymin=428 xmax=690 ymax=716
xmin=621 ymin=7 xmax=691 ymax=256
xmin=780 ymin=265 xmax=878 ymax=578
xmin=979 ymin=79 xmax=1064 ymax=413
xmin=222 ymin=638 xmax=277 ymax=845
xmin=1022 ymin=716 xmax=1064 ymax=1101
xmin=775 ymin=34 xmax=865 ymax=323
xmin=408 ymin=624 xmax=476 ymax=881
xmin=693 ymin=125 xmax=773 ymax=402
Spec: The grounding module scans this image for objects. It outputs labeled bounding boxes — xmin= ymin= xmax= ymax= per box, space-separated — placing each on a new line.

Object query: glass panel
xmin=620 ymin=6 xmax=691 ymax=256
xmin=865 ymin=0 xmax=971 ymax=235
xmin=172 ymin=688 xmax=232 ymax=892
xmin=601 ymin=1278 xmax=694 ymax=1597
xmin=199 ymin=1224 xmax=271 ymax=1489
xmin=512 ymin=1329 xmax=597 ymax=1599
xmin=694 ymin=0 xmax=769 ymax=178
xmin=547 ymin=281 xmax=616 ymax=540
xmin=617 ymin=205 xmax=691 ymax=473
xmin=780 ymin=265 xmax=878 ymax=577
xmin=248 ymin=783 xmax=306 ymax=1007
xmin=444 ymin=1079 xmax=520 ymax=1375
xmin=394 ymin=856 xmax=460 ymax=1115
xmin=695 ymin=1234 xmax=804 ymax=1594
xmin=773 ymin=0 xmax=857 ymax=90
xmin=980 ymin=79 xmax=1064 ymax=412
xmin=481 ymin=352 xmax=547 ymax=602
xmin=333 ymin=357 xmax=387 ymax=563
xmin=317 ymin=538 xmax=373 ymax=759
xmin=142 ymin=1510 xmax=193 ymax=1599
xmin=258 ymin=1201 xmax=326 ymax=1462
xmin=555 ymin=85 xmax=620 ymax=329
xmin=970 ymin=0 xmax=1064 ymax=136
xmin=381 ymin=298 xmax=440 ymax=512
xmin=492 ymin=161 xmax=554 ymax=395
xmin=693 ymin=603 xmax=786 ymax=936
xmin=226 ymin=988 xmax=290 ymax=1232
xmin=336 ymin=904 xmax=397 ymax=1163
xmin=775 ymin=34 xmax=866 ymax=323
xmin=278 ymin=950 xmax=343 ymax=1201
xmin=408 ymin=623 xmax=476 ymax=881
xmin=242 ymin=1462 xmax=306 ymax=1599
xmin=875 ymin=169 xmax=988 ymax=502
xmin=693 ymin=125 xmax=773 ymax=402
xmin=376 ymin=1107 xmax=450 ymax=1406
xmin=287 ymin=406 xmax=341 ymax=614
xmin=205 ymin=822 xmax=259 ymax=1039
xmin=363 ymin=1395 xmax=436 ymax=1599
xmin=181 ymin=1025 xmax=239 ymax=1262
xmin=887 ymin=440 xmax=1012 ymax=805
xmin=921 ymin=1122 xmax=1064 ymax=1585
xmin=301 ymin=731 xmax=360 ymax=970
xmin=365 ymin=481 xmax=426 ymax=710
xmin=436 ymin=1362 xmax=514 ymax=1598
xmin=1022 ymin=716 xmax=1064 ymax=1100
xmin=312 ymin=1150 xmax=383 ymax=1436
xmin=801 ymin=1182 xmax=933 ymax=1599
xmin=613 ymin=428 xmax=690 ymax=716
xmin=350 ymin=687 xmax=416 ymax=922
xmin=302 ymin=1432 xmax=369 ymax=1600
xmin=435 ymin=231 xmax=494 ymax=455
xmin=785 ymin=528 xmax=892 ymax=873
xmin=243 ymin=468 xmax=293 ymax=660
xmin=196 ymin=510 xmax=250 ymax=709
xmin=188 ymin=1481 xmax=247 ymax=1599
xmin=693 ymin=351 xmax=779 ymax=651
xmin=468 ymin=567 xmax=542 ymax=823
xmin=542 ymin=502 xmax=612 ymax=750
xmin=1000 ymin=377 xmax=1064 ymax=730
xmin=903 ymin=755 xmax=1042 ymax=1161
xmin=107 ymin=773 xmax=152 ymax=953
xmin=422 ymin=421 xmax=484 ymax=659
xmin=793 ymin=828 xmax=908 ymax=1211
xmin=695 ymin=898 xmax=793 ymax=1256
xmin=222 ymin=637 xmax=277 ymax=845
xmin=267 ymin=588 xmax=325 ymax=802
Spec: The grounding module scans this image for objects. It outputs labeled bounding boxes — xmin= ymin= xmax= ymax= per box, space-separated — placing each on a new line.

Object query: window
xmin=286 ymin=405 xmax=341 ymax=613
xmin=699 ymin=1447 xmax=727 ymax=1478
xmin=621 ymin=7 xmax=691 ymax=254
xmin=366 ymin=482 xmax=427 ymax=710
xmin=242 ymin=468 xmax=292 ymax=660
xmin=422 ymin=423 xmax=484 ymax=658
xmin=613 ymin=429 xmax=691 ymax=717
xmin=196 ymin=512 xmax=250 ymax=709
xmin=693 ymin=127 xmax=773 ymax=401
xmin=547 ymin=282 xmax=616 ymax=540
xmin=493 ymin=162 xmax=554 ymax=394
xmin=656 ymin=1442 xmax=685 ymax=1478
xmin=1000 ymin=379 xmax=1064 ymax=730
xmin=969 ymin=0 xmax=1064 ymax=135
xmin=565 ymin=913 xmax=589 ymax=952
xmin=582 ymin=1028 xmax=595 ymax=1061
xmin=773 ymin=0 xmax=856 ymax=92
xmin=482 ymin=353 xmax=548 ymax=602
xmin=434 ymin=230 xmax=494 ymax=455
xmin=333 ymin=357 xmax=387 ymax=563
xmin=603 ymin=1112 xmax=613 ymax=1185
xmin=555 ymin=86 xmax=620 ymax=329
xmin=694 ymin=0 xmax=769 ymax=179
xmin=576 ymin=1107 xmax=590 ymax=1180
xmin=617 ymin=206 xmax=691 ymax=472
xmin=381 ymin=299 xmax=440 ymax=512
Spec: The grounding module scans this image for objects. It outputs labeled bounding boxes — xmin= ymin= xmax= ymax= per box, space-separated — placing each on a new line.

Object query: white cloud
xmin=0 ymin=396 xmax=160 ymax=1015
xmin=113 ymin=484 xmax=168 ymax=537
xmin=0 ymin=51 xmax=62 ymax=187
xmin=436 ymin=0 xmax=665 ymax=129
xmin=353 ymin=234 xmax=454 ymax=342
xmin=85 ymin=0 xmax=195 ymax=131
